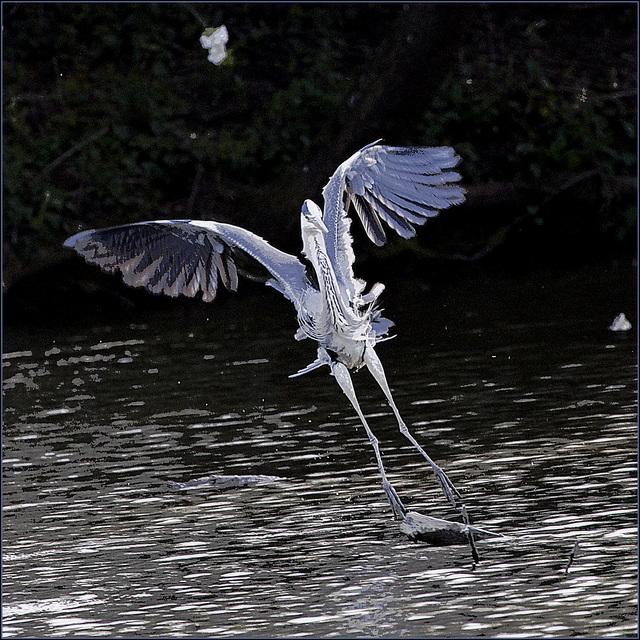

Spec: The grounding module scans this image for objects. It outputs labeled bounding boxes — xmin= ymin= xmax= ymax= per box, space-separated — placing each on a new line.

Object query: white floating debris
xmin=200 ymin=25 xmax=228 ymax=65
xmin=609 ymin=313 xmax=631 ymax=332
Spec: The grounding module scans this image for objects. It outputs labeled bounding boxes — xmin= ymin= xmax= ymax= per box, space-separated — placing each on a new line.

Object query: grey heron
xmin=64 ymin=141 xmax=466 ymax=522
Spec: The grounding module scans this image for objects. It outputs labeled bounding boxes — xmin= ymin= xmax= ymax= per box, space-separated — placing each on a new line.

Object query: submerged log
xmin=168 ymin=474 xmax=285 ymax=490
xmin=400 ymin=511 xmax=504 ymax=546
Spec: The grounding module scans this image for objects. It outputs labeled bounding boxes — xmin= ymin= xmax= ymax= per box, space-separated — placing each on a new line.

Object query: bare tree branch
xmin=41 ymin=125 xmax=110 ymax=176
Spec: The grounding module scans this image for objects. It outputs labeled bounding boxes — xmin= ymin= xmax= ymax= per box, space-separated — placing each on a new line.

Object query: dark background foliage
xmin=2 ymin=3 xmax=637 ymax=322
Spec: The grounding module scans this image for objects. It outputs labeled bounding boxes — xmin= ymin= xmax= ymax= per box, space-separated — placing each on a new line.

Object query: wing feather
xmin=64 ymin=220 xmax=305 ymax=308
xmin=321 ymin=143 xmax=466 ymax=298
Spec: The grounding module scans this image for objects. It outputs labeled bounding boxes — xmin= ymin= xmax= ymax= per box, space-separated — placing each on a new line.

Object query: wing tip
xmin=63 ymin=231 xmax=88 ymax=249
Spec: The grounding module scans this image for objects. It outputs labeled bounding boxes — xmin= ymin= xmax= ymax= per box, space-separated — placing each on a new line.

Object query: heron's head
xmin=301 ymin=200 xmax=328 ymax=236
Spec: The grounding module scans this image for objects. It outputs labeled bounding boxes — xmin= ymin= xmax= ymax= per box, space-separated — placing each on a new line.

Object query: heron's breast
xmin=297 ymin=296 xmax=370 ymax=369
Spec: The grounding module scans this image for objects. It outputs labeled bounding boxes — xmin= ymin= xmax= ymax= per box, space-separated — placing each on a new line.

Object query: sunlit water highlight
xmin=3 ymin=265 xmax=637 ymax=637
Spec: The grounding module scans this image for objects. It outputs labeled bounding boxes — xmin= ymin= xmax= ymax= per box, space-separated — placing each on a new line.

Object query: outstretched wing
xmin=64 ymin=220 xmax=307 ymax=308
xmin=321 ymin=142 xmax=465 ymax=298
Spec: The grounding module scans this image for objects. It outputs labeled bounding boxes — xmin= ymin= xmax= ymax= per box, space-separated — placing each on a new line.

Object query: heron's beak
xmin=310 ymin=216 xmax=329 ymax=234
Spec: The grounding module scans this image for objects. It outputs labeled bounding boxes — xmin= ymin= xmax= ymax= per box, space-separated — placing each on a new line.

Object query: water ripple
xmin=3 ymin=270 xmax=637 ymax=638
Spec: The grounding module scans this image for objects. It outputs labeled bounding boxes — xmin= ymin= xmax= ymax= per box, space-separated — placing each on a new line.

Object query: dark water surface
xmin=3 ymin=262 xmax=637 ymax=637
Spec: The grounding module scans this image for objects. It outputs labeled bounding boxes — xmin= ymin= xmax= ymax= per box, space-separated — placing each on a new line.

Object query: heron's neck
xmin=310 ymin=233 xmax=357 ymax=326
xmin=304 ymin=233 xmax=331 ymax=285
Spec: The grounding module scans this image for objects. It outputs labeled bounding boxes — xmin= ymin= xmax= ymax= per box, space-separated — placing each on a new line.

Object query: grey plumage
xmin=64 ymin=141 xmax=467 ymax=521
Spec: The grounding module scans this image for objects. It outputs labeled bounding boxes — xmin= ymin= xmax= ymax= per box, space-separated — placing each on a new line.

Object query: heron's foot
xmin=382 ymin=480 xmax=407 ymax=520
xmin=432 ymin=464 xmax=463 ymax=510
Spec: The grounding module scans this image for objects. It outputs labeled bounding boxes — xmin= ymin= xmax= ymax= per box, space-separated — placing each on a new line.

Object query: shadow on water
xmin=3 ymin=261 xmax=637 ymax=637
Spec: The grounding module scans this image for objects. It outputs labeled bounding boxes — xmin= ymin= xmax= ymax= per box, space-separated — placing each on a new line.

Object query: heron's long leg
xmin=330 ymin=360 xmax=407 ymax=520
xmin=363 ymin=346 xmax=462 ymax=509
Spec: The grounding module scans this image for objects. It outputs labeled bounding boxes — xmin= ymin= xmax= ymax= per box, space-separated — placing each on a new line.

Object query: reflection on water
xmin=3 ymin=264 xmax=637 ymax=637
